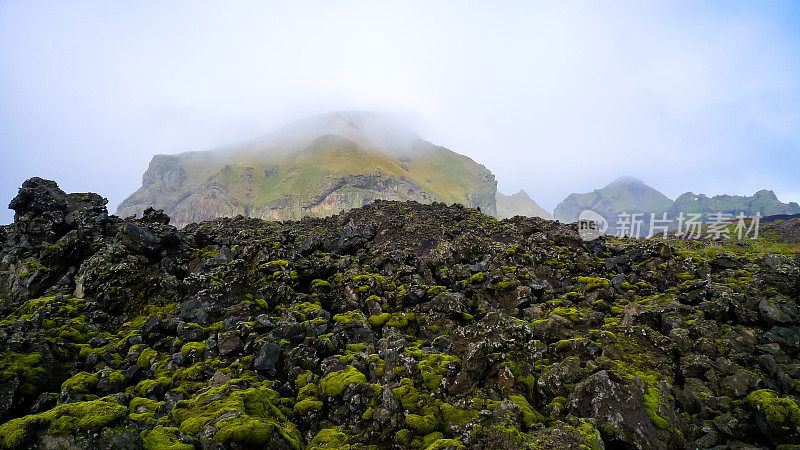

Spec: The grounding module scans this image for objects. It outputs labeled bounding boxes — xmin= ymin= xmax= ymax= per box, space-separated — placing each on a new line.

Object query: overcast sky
xmin=1 ymin=1 xmax=799 ymax=224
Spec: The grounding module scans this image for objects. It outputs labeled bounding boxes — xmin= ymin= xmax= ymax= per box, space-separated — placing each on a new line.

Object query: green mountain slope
xmin=118 ymin=112 xmax=497 ymax=227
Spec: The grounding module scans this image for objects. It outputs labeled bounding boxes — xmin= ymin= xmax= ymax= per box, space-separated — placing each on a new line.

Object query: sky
xmin=1 ymin=1 xmax=800 ymax=224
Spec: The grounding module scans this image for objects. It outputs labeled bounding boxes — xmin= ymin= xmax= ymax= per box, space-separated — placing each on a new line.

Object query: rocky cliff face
xmin=2 ymin=178 xmax=800 ymax=449
xmin=118 ymin=112 xmax=497 ymax=227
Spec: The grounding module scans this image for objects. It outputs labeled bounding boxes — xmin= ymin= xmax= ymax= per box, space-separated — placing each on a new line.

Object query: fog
xmin=1 ymin=1 xmax=799 ymax=224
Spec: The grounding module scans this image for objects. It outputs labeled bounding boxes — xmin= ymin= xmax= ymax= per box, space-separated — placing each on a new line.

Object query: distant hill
xmin=668 ymin=190 xmax=800 ymax=218
xmin=496 ymin=190 xmax=552 ymax=220
xmin=118 ymin=112 xmax=498 ymax=227
xmin=555 ymin=177 xmax=800 ymax=236
xmin=553 ymin=177 xmax=672 ymax=235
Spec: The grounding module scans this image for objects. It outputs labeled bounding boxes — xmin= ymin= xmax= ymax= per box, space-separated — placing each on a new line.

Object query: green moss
xmin=345 ymin=343 xmax=366 ymax=353
xmin=361 ymin=407 xmax=374 ymax=420
xmin=469 ymin=272 xmax=486 ymax=284
xmin=293 ymin=398 xmax=323 ymax=414
xmin=508 ymin=394 xmax=544 ymax=428
xmin=642 ymin=383 xmax=670 ymax=430
xmin=0 ymin=397 xmax=127 ymax=446
xmin=746 ymin=389 xmax=800 ymax=427
xmin=425 ymin=438 xmax=466 ymax=450
xmin=129 ymin=397 xmax=165 ymax=423
xmin=495 ymin=279 xmax=519 ymax=290
xmin=142 ymin=426 xmax=194 ymax=450
xmin=368 ymin=312 xmax=390 ymax=327
xmin=61 ymin=371 xmax=98 ymax=394
xmin=577 ymin=420 xmax=602 ymax=450
xmin=422 ymin=431 xmax=444 ymax=448
xmin=311 ymin=279 xmax=331 ymax=288
xmin=395 ymin=428 xmax=413 ymax=446
xmin=577 ymin=276 xmax=610 ymax=291
xmin=0 ymin=416 xmax=29 ymax=448
xmin=261 ymin=260 xmax=289 ymax=269
xmin=170 ymin=379 xmax=300 ymax=447
xmin=213 ymin=415 xmax=273 ymax=445
xmin=18 ymin=260 xmax=51 ymax=278
xmin=180 ymin=341 xmax=205 ymax=357
xmin=441 ymin=402 xmax=478 ymax=427
xmin=295 ymin=370 xmax=314 ymax=389
xmin=386 ymin=313 xmax=413 ymax=328
xmin=418 ymin=354 xmax=460 ymax=390
xmin=320 ymin=366 xmax=366 ymax=397
xmin=551 ymin=307 xmax=585 ymax=323
xmin=392 ymin=378 xmax=421 ymax=411
xmin=0 ymin=352 xmax=45 ymax=396
xmin=427 ymin=286 xmax=446 ymax=296
xmin=332 ymin=311 xmax=365 ymax=325
xmin=136 ymin=377 xmax=172 ymax=397
xmin=296 ymin=382 xmax=318 ymax=401
xmin=610 ymin=334 xmax=677 ymax=433
xmin=108 ymin=370 xmax=125 ymax=385
xmin=309 ymin=427 xmax=350 ymax=449
xmin=137 ymin=347 xmax=160 ymax=369
xmin=406 ymin=413 xmax=440 ymax=434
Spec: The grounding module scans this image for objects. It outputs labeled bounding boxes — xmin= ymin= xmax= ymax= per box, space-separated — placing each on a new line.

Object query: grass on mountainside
xmin=215 ymin=135 xmax=489 ymax=211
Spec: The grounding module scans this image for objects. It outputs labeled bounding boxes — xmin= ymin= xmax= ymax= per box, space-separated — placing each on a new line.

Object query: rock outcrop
xmin=1 ymin=178 xmax=800 ymax=449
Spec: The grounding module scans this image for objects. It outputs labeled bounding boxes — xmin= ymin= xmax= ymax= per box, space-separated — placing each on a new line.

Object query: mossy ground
xmin=1 ymin=199 xmax=798 ymax=448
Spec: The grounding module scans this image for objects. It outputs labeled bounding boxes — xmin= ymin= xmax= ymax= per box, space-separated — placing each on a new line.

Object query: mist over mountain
xmin=118 ymin=112 xmax=503 ymax=227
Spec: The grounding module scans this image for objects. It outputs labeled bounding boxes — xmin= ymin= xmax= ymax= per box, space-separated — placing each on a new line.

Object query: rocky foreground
xmin=1 ymin=177 xmax=799 ymax=449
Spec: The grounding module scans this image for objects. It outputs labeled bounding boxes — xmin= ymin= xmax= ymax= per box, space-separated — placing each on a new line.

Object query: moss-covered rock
xmin=320 ymin=366 xmax=366 ymax=397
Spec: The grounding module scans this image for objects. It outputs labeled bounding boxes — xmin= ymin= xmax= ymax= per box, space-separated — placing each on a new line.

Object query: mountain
xmin=496 ymin=190 xmax=552 ymax=220
xmin=2 ymin=177 xmax=799 ymax=449
xmin=118 ymin=111 xmax=497 ymax=227
xmin=553 ymin=177 xmax=673 ymax=235
xmin=668 ymin=189 xmax=800 ymax=218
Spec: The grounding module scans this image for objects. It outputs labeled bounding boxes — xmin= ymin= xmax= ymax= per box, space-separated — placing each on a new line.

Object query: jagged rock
xmin=254 ymin=342 xmax=280 ymax=376
xmin=568 ymin=371 xmax=670 ymax=449
xmin=759 ymin=299 xmax=795 ymax=326
xmin=216 ymin=332 xmax=243 ymax=356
